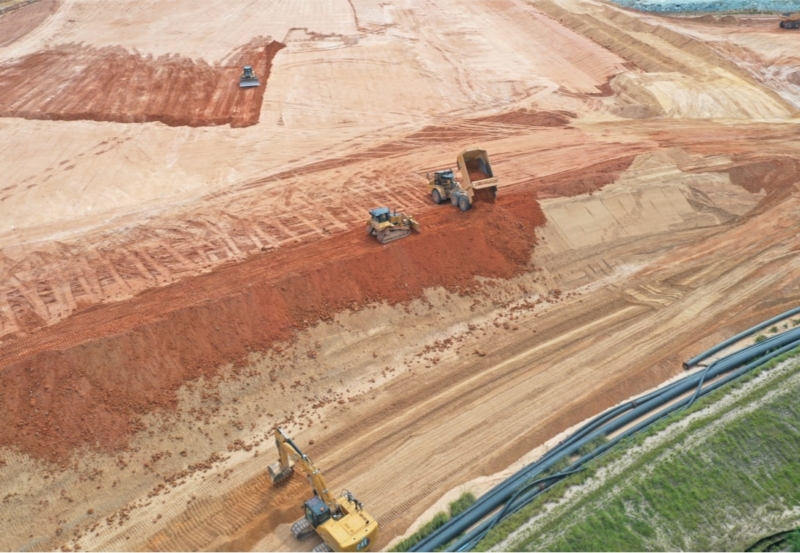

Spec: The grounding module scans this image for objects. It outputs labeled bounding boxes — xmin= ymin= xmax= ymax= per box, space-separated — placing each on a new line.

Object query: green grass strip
xmin=475 ymin=348 xmax=800 ymax=551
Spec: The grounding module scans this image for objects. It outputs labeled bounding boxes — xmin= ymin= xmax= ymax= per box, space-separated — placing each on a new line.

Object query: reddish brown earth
xmin=0 ymin=0 xmax=58 ymax=47
xmin=474 ymin=109 xmax=576 ymax=127
xmin=0 ymin=37 xmax=284 ymax=127
xmin=0 ymin=188 xmax=545 ymax=465
xmin=532 ymin=154 xmax=637 ymax=198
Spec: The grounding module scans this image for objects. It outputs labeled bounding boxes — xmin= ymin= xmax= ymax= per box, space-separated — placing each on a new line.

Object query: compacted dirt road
xmin=1 ymin=0 xmax=799 ymax=550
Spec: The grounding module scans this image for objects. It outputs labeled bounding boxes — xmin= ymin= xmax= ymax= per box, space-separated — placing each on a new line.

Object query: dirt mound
xmin=0 ymin=37 xmax=284 ymax=128
xmin=532 ymin=155 xmax=637 ymax=198
xmin=723 ymin=155 xmax=800 ymax=214
xmin=0 ymin=189 xmax=545 ymax=464
xmin=474 ymin=109 xmax=574 ymax=127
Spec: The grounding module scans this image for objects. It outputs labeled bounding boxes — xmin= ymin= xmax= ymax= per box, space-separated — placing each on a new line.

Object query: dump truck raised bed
xmin=428 ymin=148 xmax=498 ymax=211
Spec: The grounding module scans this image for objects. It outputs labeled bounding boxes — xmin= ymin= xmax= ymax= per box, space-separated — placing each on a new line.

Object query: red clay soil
xmin=0 ymin=37 xmax=284 ymax=128
xmin=0 ymin=0 xmax=58 ymax=48
xmin=0 ymin=188 xmax=546 ymax=465
xmin=473 ymin=109 xmax=575 ymax=127
xmin=726 ymin=155 xmax=800 ymax=209
xmin=533 ymin=154 xmax=637 ymax=198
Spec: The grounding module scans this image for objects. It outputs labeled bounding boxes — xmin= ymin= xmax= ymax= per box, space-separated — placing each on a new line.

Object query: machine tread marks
xmin=291 ymin=517 xmax=315 ymax=540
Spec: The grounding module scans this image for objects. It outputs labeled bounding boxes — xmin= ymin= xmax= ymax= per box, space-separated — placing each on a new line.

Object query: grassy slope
xmin=481 ymin=353 xmax=800 ymax=551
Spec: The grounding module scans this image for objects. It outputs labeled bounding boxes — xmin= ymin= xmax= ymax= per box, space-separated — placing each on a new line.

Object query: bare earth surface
xmin=1 ymin=0 xmax=800 ymax=550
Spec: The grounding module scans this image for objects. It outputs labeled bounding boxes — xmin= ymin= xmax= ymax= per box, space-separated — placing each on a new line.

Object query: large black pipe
xmin=447 ymin=339 xmax=800 ymax=551
xmin=683 ymin=306 xmax=800 ymax=369
xmin=411 ymin=326 xmax=800 ymax=552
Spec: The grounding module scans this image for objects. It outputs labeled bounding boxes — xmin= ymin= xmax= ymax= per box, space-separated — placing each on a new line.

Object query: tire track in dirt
xmin=141 ymin=475 xmax=307 ymax=552
xmin=0 ymin=37 xmax=284 ymax=128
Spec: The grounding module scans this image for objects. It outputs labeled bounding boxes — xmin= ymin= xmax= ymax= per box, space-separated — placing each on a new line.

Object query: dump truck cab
xmin=433 ymin=169 xmax=456 ymax=187
xmin=428 ymin=169 xmax=458 ymax=205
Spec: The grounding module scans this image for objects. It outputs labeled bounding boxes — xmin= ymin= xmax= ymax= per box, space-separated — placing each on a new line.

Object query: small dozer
xmin=268 ymin=428 xmax=379 ymax=552
xmin=366 ymin=207 xmax=420 ymax=244
xmin=780 ymin=13 xmax=800 ymax=28
xmin=239 ymin=65 xmax=260 ymax=88
xmin=427 ymin=148 xmax=499 ymax=211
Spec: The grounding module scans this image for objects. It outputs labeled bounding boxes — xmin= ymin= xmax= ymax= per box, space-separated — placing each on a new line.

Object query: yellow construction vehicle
xmin=366 ymin=207 xmax=420 ymax=244
xmin=780 ymin=13 xmax=800 ymax=28
xmin=268 ymin=428 xmax=379 ymax=552
xmin=427 ymin=148 xmax=499 ymax=211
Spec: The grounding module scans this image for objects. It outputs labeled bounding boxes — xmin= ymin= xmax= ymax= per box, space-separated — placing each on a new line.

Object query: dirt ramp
xmin=0 ymin=191 xmax=545 ymax=464
xmin=0 ymin=37 xmax=284 ymax=127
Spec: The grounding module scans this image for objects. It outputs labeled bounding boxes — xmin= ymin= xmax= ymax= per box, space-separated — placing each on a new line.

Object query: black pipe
xmin=444 ymin=340 xmax=800 ymax=551
xmin=412 ymin=328 xmax=800 ymax=552
xmin=683 ymin=306 xmax=800 ymax=369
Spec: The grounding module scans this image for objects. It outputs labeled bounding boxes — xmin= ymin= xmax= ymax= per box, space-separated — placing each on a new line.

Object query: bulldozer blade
xmin=239 ymin=79 xmax=260 ymax=88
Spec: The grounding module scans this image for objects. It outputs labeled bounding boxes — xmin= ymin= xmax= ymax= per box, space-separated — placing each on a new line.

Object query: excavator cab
xmin=304 ymin=496 xmax=332 ymax=527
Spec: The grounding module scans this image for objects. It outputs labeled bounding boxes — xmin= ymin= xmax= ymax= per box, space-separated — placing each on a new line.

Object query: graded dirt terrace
xmin=1 ymin=0 xmax=800 ymax=551
xmin=0 ymin=38 xmax=283 ymax=127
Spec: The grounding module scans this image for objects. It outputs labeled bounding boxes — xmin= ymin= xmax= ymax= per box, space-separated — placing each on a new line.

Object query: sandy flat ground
xmin=1 ymin=0 xmax=800 ymax=550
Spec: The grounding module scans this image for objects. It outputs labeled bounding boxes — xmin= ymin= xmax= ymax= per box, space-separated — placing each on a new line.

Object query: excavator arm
xmin=268 ymin=428 xmax=338 ymax=508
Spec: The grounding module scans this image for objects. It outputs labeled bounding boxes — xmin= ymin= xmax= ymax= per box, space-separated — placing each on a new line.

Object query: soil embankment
xmin=0 ymin=0 xmax=58 ymax=47
xmin=0 ymin=37 xmax=283 ymax=127
xmin=0 ymin=189 xmax=545 ymax=464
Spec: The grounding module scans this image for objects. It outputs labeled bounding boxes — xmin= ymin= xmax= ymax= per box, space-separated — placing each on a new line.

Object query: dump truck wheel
xmin=458 ymin=196 xmax=471 ymax=212
xmin=432 ymin=189 xmax=443 ymax=204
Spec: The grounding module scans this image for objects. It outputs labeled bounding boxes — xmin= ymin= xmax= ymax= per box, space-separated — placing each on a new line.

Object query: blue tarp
xmin=614 ymin=0 xmax=800 ymax=12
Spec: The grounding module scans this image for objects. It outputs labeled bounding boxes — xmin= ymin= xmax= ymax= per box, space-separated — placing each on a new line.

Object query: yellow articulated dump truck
xmin=427 ymin=148 xmax=499 ymax=211
xmin=780 ymin=13 xmax=800 ymax=28
xmin=268 ymin=428 xmax=379 ymax=552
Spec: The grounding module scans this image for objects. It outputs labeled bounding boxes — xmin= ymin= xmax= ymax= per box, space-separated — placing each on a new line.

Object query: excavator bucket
xmin=268 ymin=461 xmax=294 ymax=484
xmin=239 ymin=65 xmax=260 ymax=88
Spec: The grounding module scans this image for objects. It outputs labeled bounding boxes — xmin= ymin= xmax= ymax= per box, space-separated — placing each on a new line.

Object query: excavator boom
xmin=267 ymin=428 xmax=380 ymax=551
xmin=268 ymin=429 xmax=337 ymax=507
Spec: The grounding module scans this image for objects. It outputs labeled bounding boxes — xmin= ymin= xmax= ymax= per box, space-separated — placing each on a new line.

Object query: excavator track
xmin=291 ymin=517 xmax=315 ymax=540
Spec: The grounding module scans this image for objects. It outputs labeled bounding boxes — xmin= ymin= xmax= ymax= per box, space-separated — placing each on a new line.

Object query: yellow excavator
xmin=268 ymin=428 xmax=379 ymax=552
